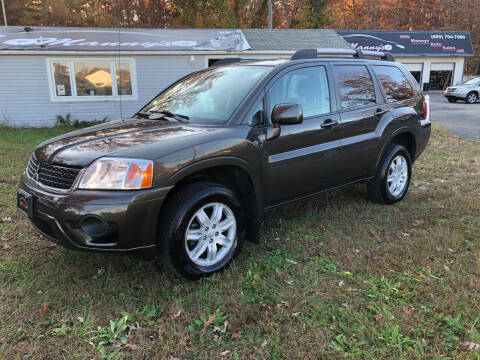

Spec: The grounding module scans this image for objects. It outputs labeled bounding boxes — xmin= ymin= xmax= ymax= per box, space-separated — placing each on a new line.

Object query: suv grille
xmin=27 ymin=154 xmax=82 ymax=190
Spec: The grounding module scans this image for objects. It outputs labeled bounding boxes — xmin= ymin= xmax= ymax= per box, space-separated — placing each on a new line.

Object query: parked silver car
xmin=444 ymin=77 xmax=480 ymax=104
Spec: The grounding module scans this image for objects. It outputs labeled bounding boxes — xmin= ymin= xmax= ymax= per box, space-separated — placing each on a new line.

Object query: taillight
xmin=423 ymin=101 xmax=428 ymax=120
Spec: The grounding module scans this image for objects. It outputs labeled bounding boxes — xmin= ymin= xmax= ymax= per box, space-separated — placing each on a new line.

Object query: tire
xmin=157 ymin=182 xmax=245 ymax=280
xmin=447 ymin=97 xmax=457 ymax=103
xmin=367 ymin=144 xmax=412 ymax=205
xmin=465 ymin=92 xmax=478 ymax=104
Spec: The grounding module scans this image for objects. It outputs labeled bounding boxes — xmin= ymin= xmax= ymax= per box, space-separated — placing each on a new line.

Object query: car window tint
xmin=249 ymin=100 xmax=264 ymax=126
xmin=334 ymin=65 xmax=376 ymax=110
xmin=141 ymin=66 xmax=269 ymax=125
xmin=268 ymin=66 xmax=330 ymax=118
xmin=373 ymin=65 xmax=414 ymax=102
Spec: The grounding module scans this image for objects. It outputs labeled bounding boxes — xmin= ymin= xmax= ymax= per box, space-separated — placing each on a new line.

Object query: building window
xmin=52 ymin=62 xmax=72 ymax=97
xmin=47 ymin=58 xmax=137 ymax=101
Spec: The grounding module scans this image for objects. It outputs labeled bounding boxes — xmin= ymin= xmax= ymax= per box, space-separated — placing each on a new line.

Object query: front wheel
xmin=367 ymin=145 xmax=412 ymax=204
xmin=465 ymin=92 xmax=478 ymax=104
xmin=157 ymin=182 xmax=244 ymax=280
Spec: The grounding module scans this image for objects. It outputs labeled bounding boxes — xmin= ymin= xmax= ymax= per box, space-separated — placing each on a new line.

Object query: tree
xmin=290 ymin=0 xmax=331 ymax=29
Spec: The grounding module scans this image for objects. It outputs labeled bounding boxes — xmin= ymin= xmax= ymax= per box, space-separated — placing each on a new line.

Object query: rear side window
xmin=373 ymin=65 xmax=414 ymax=102
xmin=334 ymin=65 xmax=376 ymax=110
xmin=268 ymin=66 xmax=330 ymax=118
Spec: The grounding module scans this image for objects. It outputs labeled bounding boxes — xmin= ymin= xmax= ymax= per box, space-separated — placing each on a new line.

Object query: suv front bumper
xmin=18 ymin=173 xmax=172 ymax=258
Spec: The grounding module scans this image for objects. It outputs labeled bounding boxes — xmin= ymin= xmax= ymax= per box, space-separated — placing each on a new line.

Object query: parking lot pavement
xmin=428 ymin=91 xmax=480 ymax=141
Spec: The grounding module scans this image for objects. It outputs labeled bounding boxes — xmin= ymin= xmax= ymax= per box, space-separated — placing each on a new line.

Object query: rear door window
xmin=373 ymin=65 xmax=414 ymax=102
xmin=334 ymin=65 xmax=376 ymax=110
xmin=268 ymin=66 xmax=330 ymax=118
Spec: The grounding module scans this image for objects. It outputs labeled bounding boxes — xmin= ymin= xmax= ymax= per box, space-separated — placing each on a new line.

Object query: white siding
xmin=0 ymin=54 xmax=207 ymax=127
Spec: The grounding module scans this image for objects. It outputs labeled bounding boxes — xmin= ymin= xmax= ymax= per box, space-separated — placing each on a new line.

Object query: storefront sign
xmin=0 ymin=27 xmax=250 ymax=52
xmin=336 ymin=30 xmax=474 ymax=56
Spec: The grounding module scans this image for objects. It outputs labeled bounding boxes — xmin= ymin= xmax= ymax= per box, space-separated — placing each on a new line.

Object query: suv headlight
xmin=79 ymin=157 xmax=153 ymax=190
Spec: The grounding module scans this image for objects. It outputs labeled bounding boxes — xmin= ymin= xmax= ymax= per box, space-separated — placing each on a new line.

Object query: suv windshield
xmin=140 ymin=65 xmax=270 ymax=125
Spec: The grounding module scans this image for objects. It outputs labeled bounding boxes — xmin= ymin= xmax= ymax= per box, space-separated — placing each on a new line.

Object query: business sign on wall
xmin=336 ymin=30 xmax=474 ymax=57
xmin=0 ymin=27 xmax=250 ymax=52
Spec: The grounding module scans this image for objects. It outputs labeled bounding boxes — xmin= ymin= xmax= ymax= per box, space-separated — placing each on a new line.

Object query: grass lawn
xmin=0 ymin=126 xmax=479 ymax=359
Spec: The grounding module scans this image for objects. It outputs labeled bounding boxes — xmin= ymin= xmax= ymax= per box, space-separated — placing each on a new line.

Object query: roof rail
xmin=211 ymin=58 xmax=242 ymax=66
xmin=290 ymin=48 xmax=395 ymax=62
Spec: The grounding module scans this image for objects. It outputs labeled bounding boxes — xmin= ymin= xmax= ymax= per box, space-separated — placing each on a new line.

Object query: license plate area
xmin=17 ymin=189 xmax=34 ymax=219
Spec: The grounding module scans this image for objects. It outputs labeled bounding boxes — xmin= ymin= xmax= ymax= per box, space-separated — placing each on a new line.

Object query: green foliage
xmin=139 ymin=303 xmax=159 ymax=325
xmin=440 ymin=314 xmax=465 ymax=350
xmin=89 ymin=312 xmax=132 ymax=360
xmin=188 ymin=308 xmax=228 ymax=333
xmin=55 ymin=113 xmax=108 ymax=128
xmin=329 ymin=333 xmax=368 ymax=357
xmin=315 ymin=254 xmax=338 ymax=274
xmin=378 ymin=325 xmax=415 ymax=351
xmin=291 ymin=0 xmax=331 ymax=28
xmin=1 ymin=127 xmax=480 ymax=358
xmin=470 ymin=318 xmax=480 ymax=344
xmin=362 ymin=276 xmax=402 ymax=301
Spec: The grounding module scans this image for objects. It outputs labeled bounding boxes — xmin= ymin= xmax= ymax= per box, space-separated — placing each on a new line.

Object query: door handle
xmin=375 ymin=108 xmax=387 ymax=116
xmin=321 ymin=119 xmax=339 ymax=129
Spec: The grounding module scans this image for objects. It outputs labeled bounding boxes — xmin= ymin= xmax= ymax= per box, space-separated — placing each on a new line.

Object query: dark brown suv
xmin=18 ymin=49 xmax=431 ymax=279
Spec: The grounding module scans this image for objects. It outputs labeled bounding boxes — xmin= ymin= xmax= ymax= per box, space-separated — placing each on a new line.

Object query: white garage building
xmin=0 ymin=27 xmax=474 ymax=127
xmin=0 ymin=27 xmax=350 ymax=127
xmin=336 ymin=30 xmax=474 ymax=91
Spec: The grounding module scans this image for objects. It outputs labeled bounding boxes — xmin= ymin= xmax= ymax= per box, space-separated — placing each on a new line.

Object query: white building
xmin=0 ymin=27 xmax=349 ymax=127
xmin=0 ymin=27 xmax=473 ymax=127
xmin=337 ymin=30 xmax=474 ymax=91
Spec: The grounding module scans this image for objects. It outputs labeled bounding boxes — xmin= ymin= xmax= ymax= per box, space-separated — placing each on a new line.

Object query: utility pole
xmin=268 ymin=0 xmax=273 ymax=29
xmin=1 ymin=0 xmax=7 ymax=26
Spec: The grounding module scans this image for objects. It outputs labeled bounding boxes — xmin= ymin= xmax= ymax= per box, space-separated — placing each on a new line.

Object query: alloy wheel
xmin=184 ymin=202 xmax=237 ymax=266
xmin=467 ymin=93 xmax=477 ymax=104
xmin=387 ymin=155 xmax=408 ymax=197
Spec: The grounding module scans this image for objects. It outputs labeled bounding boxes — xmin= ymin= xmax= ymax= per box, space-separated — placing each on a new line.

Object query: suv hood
xmin=34 ymin=119 xmax=220 ymax=167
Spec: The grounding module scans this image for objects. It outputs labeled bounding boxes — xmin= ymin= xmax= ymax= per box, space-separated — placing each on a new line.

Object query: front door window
xmin=268 ymin=66 xmax=330 ymax=119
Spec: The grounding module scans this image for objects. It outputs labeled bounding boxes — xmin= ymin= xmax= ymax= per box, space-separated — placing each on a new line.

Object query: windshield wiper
xmin=153 ymin=110 xmax=190 ymax=123
xmin=135 ymin=111 xmax=151 ymax=118
xmin=135 ymin=110 xmax=189 ymax=123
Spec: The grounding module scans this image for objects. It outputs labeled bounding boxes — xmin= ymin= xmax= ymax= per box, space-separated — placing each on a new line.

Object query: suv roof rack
xmin=290 ymin=48 xmax=395 ymax=62
xmin=211 ymin=58 xmax=243 ymax=66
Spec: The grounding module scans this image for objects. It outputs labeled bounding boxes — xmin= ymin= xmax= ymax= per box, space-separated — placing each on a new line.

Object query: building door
xmin=429 ymin=63 xmax=455 ymax=90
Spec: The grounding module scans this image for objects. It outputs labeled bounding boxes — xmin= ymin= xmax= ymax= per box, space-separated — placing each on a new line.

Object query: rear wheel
xmin=157 ymin=182 xmax=244 ymax=280
xmin=367 ymin=145 xmax=412 ymax=204
xmin=447 ymin=97 xmax=457 ymax=103
xmin=465 ymin=92 xmax=478 ymax=104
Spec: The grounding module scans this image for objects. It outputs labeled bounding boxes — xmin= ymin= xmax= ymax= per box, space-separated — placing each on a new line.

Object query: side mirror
xmin=271 ymin=103 xmax=303 ymax=126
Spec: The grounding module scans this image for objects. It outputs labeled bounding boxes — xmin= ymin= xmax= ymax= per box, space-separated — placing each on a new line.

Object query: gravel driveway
xmin=429 ymin=91 xmax=480 ymax=141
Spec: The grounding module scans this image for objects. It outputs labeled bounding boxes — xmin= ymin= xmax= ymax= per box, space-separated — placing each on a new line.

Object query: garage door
xmin=403 ymin=63 xmax=423 ymax=72
xmin=431 ymin=63 xmax=455 ymax=71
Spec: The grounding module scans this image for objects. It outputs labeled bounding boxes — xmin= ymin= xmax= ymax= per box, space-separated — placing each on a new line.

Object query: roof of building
xmin=336 ymin=30 xmax=474 ymax=57
xmin=0 ymin=26 xmax=350 ymax=53
xmin=241 ymin=29 xmax=351 ymax=51
xmin=0 ymin=27 xmax=473 ymax=56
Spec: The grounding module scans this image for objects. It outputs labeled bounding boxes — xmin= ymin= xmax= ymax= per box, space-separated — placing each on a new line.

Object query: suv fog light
xmin=79 ymin=215 xmax=110 ymax=238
